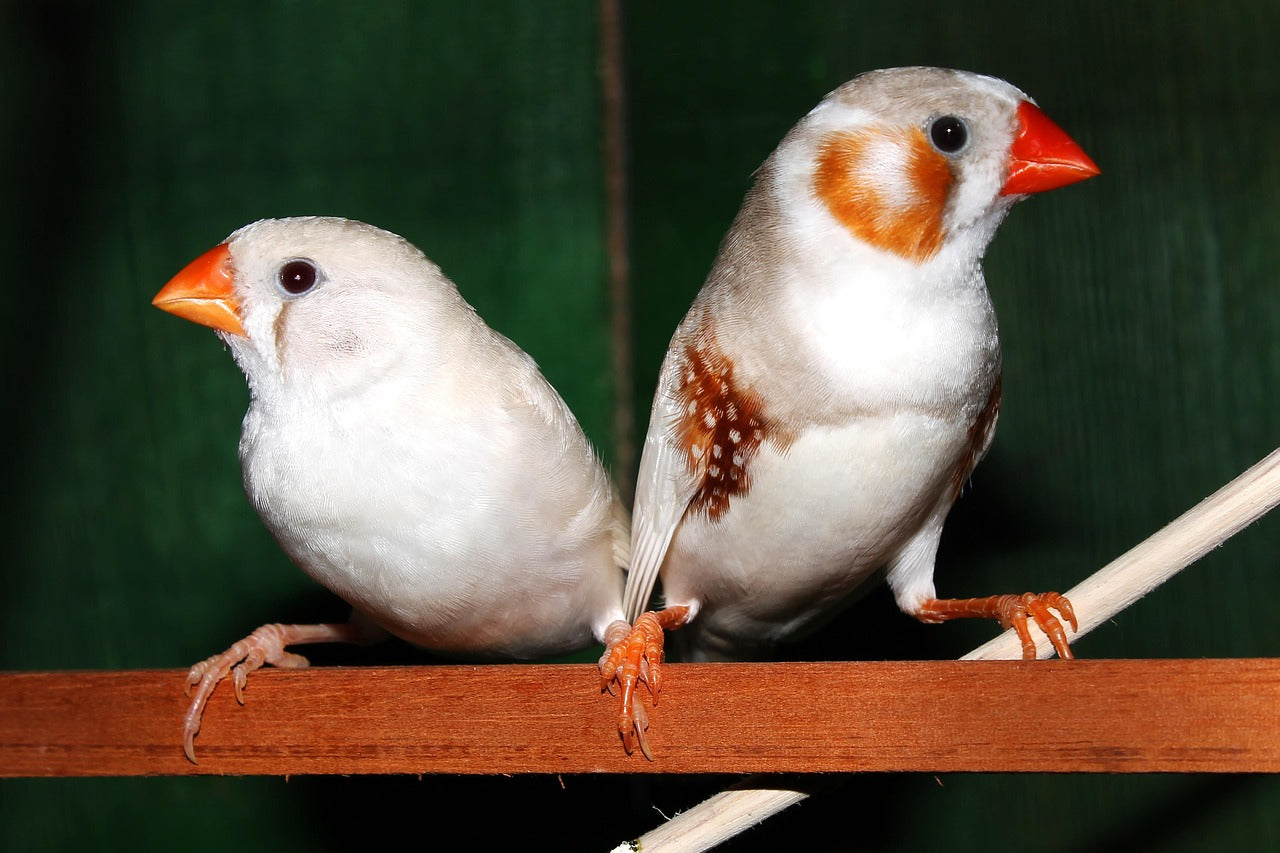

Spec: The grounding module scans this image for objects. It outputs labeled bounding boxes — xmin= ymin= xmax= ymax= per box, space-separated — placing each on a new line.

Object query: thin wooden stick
xmin=609 ymin=784 xmax=813 ymax=853
xmin=620 ymin=445 xmax=1280 ymax=853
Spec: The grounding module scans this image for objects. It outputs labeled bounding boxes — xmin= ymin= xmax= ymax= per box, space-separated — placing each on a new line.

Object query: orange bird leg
xmin=599 ymin=605 xmax=690 ymax=760
xmin=183 ymin=620 xmax=380 ymax=763
xmin=914 ymin=592 xmax=1078 ymax=660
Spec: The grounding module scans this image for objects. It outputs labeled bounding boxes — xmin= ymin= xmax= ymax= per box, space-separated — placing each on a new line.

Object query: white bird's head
xmin=765 ymin=66 xmax=1099 ymax=269
xmin=153 ymin=217 xmax=478 ymax=401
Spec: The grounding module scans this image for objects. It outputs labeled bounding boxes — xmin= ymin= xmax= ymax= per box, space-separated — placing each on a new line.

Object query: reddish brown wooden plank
xmin=1 ymin=660 xmax=1277 ymax=777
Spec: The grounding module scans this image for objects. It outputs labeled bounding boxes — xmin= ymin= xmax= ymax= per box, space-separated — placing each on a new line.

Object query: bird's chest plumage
xmin=770 ymin=245 xmax=1000 ymax=415
xmin=661 ymin=258 xmax=1000 ymax=643
xmin=240 ymin=395 xmax=476 ymax=595
xmin=237 ymin=387 xmax=604 ymax=658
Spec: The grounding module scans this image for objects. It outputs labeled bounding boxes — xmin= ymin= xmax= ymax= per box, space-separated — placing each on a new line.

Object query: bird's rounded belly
xmin=245 ymin=441 xmax=604 ymax=660
xmin=663 ymin=410 xmax=966 ymax=644
xmin=272 ymin=513 xmax=602 ymax=658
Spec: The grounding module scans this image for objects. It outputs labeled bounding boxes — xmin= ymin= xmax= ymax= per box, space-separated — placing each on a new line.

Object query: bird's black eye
xmin=928 ymin=115 xmax=969 ymax=154
xmin=279 ymin=259 xmax=318 ymax=295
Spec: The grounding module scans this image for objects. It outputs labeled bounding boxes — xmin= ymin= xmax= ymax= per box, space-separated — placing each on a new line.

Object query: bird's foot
xmin=182 ymin=621 xmax=365 ymax=763
xmin=599 ymin=605 xmax=690 ymax=760
xmin=916 ymin=592 xmax=1077 ymax=660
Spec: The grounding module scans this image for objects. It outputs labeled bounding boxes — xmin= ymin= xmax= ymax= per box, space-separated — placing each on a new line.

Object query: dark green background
xmin=3 ymin=1 xmax=1278 ymax=850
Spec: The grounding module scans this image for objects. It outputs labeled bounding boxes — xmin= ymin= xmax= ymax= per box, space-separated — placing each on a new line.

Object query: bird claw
xmin=1005 ymin=591 xmax=1077 ymax=661
xmin=627 ymin=698 xmax=652 ymax=761
xmin=917 ymin=591 xmax=1077 ymax=660
xmin=599 ymin=606 xmax=689 ymax=759
xmin=599 ymin=615 xmax=662 ymax=758
xmin=181 ymin=623 xmax=314 ymax=764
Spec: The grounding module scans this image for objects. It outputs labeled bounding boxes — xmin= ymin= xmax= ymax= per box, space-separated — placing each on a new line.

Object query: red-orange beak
xmin=1001 ymin=101 xmax=1100 ymax=196
xmin=151 ymin=243 xmax=246 ymax=337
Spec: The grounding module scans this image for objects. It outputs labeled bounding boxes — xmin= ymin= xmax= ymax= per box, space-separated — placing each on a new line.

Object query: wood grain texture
xmin=1 ymin=660 xmax=1276 ymax=777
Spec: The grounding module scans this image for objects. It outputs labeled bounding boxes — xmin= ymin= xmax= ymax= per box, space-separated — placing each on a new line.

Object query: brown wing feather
xmin=672 ymin=328 xmax=785 ymax=521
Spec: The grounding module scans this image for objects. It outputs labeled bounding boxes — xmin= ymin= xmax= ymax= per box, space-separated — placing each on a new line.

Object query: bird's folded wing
xmin=623 ymin=359 xmax=701 ymax=623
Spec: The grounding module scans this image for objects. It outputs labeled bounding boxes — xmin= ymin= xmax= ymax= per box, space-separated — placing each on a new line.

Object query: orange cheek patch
xmin=674 ymin=331 xmax=781 ymax=521
xmin=813 ymin=127 xmax=953 ymax=263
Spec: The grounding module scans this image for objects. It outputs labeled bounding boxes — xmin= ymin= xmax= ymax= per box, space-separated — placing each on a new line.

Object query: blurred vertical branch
xmin=599 ymin=0 xmax=635 ymax=500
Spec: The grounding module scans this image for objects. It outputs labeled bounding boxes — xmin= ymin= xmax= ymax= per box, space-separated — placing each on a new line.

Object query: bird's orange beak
xmin=152 ymin=243 xmax=246 ymax=337
xmin=1001 ymin=101 xmax=1100 ymax=196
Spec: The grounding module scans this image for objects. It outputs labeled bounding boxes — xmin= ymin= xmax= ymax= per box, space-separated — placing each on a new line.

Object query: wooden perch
xmin=2 ymin=658 xmax=1278 ymax=777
